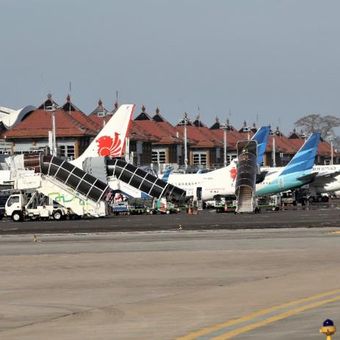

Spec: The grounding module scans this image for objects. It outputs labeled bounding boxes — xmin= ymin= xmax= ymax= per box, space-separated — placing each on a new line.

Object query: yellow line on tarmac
xmin=211 ymin=295 xmax=340 ymax=339
xmin=177 ymin=288 xmax=340 ymax=340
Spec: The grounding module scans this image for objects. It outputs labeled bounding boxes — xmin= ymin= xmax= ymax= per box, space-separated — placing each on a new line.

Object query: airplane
xmin=260 ymin=164 xmax=340 ymax=198
xmin=308 ymin=164 xmax=340 ymax=196
xmin=255 ymin=132 xmax=321 ymax=196
xmin=71 ymin=104 xmax=134 ymax=168
xmin=69 ymin=104 xmax=186 ymax=201
xmin=2 ymin=104 xmax=135 ymax=186
xmin=165 ymin=126 xmax=271 ymax=201
xmin=72 ymin=118 xmax=270 ymax=202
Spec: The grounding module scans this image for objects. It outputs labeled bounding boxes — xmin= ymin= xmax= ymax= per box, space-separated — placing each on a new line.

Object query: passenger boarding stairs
xmin=106 ymin=158 xmax=186 ymax=202
xmin=84 ymin=157 xmax=187 ymax=202
xmin=235 ymin=140 xmax=258 ymax=213
xmin=10 ymin=154 xmax=112 ymax=217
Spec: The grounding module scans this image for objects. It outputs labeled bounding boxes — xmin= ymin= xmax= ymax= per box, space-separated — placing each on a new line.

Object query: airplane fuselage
xmin=167 ymin=165 xmax=236 ymax=200
xmin=255 ymin=171 xmax=313 ymax=196
xmin=261 ymin=164 xmax=340 ymax=194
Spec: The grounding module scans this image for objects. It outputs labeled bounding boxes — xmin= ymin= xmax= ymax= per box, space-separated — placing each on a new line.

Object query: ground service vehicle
xmin=5 ymin=192 xmax=67 ymax=222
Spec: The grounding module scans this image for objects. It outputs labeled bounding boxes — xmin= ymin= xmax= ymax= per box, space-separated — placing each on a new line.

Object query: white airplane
xmin=310 ymin=164 xmax=340 ymax=195
xmin=166 ymin=126 xmax=271 ymax=201
xmin=71 ymin=104 xmax=134 ymax=168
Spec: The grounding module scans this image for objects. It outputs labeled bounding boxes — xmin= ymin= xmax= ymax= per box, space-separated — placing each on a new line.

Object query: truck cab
xmin=5 ymin=194 xmax=24 ymax=221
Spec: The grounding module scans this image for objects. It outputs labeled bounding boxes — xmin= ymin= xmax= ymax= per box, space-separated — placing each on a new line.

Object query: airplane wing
xmin=311 ymin=170 xmax=340 ymax=185
xmin=256 ymin=170 xmax=268 ymax=184
xmin=296 ymin=172 xmax=318 ymax=183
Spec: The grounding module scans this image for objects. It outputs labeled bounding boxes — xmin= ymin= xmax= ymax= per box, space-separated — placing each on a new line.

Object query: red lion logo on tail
xmin=230 ymin=167 xmax=237 ymax=181
xmin=96 ymin=133 xmax=122 ymax=157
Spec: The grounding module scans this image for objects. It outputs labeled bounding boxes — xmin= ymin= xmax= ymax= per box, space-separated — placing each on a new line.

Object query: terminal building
xmin=0 ymin=94 xmax=338 ymax=170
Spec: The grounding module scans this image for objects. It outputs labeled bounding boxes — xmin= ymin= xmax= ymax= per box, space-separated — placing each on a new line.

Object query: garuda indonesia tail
xmin=256 ymin=132 xmax=321 ymax=196
xmin=252 ymin=125 xmax=270 ymax=166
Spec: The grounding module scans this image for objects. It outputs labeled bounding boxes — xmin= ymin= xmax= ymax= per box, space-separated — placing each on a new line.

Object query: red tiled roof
xmin=134 ymin=120 xmax=182 ymax=144
xmin=209 ymin=128 xmax=244 ymax=150
xmin=87 ymin=114 xmax=107 ymax=128
xmin=175 ymin=126 xmax=223 ymax=148
xmin=88 ymin=115 xmax=156 ymax=142
xmin=129 ymin=121 xmax=159 ymax=142
xmin=2 ymin=108 xmax=98 ymax=139
xmin=69 ymin=110 xmax=102 ymax=132
xmin=318 ymin=141 xmax=332 ymax=156
xmin=266 ymin=135 xmax=296 ymax=153
xmin=267 ymin=135 xmax=332 ymax=157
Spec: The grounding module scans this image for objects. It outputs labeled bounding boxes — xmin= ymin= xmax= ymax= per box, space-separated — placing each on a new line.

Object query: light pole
xmin=222 ymin=119 xmax=229 ymax=167
xmin=272 ymin=135 xmax=276 ymax=167
xmin=183 ymin=112 xmax=188 ymax=170
xmin=330 ymin=139 xmax=334 ymax=165
xmin=326 ymin=132 xmax=335 ymax=165
xmin=51 ymin=104 xmax=57 ymax=157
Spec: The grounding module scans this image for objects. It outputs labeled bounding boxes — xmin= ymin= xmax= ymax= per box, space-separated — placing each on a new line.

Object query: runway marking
xmin=177 ymin=288 xmax=340 ymax=340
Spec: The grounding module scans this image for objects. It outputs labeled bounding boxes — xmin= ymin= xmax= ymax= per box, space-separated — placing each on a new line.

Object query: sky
xmin=1 ymin=0 xmax=340 ymax=135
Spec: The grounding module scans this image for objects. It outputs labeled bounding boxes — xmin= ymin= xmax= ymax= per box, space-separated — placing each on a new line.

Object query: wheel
xmin=12 ymin=211 xmax=23 ymax=222
xmin=53 ymin=210 xmax=62 ymax=221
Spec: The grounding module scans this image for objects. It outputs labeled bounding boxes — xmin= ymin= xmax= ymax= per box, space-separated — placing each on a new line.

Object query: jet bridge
xmin=235 ymin=140 xmax=258 ymax=213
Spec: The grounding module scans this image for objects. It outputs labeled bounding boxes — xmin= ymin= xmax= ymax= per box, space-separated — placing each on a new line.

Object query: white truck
xmin=5 ymin=191 xmax=68 ymax=222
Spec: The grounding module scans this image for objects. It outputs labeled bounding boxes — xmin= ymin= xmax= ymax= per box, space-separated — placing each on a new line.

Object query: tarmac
xmin=0 ymin=201 xmax=339 ymax=234
xmin=1 ymin=202 xmax=340 ymax=339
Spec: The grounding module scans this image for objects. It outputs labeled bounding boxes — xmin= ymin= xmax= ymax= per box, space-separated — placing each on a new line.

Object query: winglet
xmin=280 ymin=132 xmax=321 ymax=176
xmin=72 ymin=104 xmax=135 ymax=168
xmin=251 ymin=126 xmax=270 ymax=166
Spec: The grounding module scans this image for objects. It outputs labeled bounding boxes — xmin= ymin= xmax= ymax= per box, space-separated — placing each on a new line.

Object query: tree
xmin=334 ymin=136 xmax=340 ymax=151
xmin=294 ymin=113 xmax=340 ymax=140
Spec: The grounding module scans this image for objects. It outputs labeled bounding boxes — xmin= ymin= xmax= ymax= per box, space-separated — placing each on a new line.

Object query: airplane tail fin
xmin=162 ymin=166 xmax=173 ymax=182
xmin=251 ymin=126 xmax=270 ymax=166
xmin=280 ymin=132 xmax=321 ymax=176
xmin=72 ymin=104 xmax=135 ymax=168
